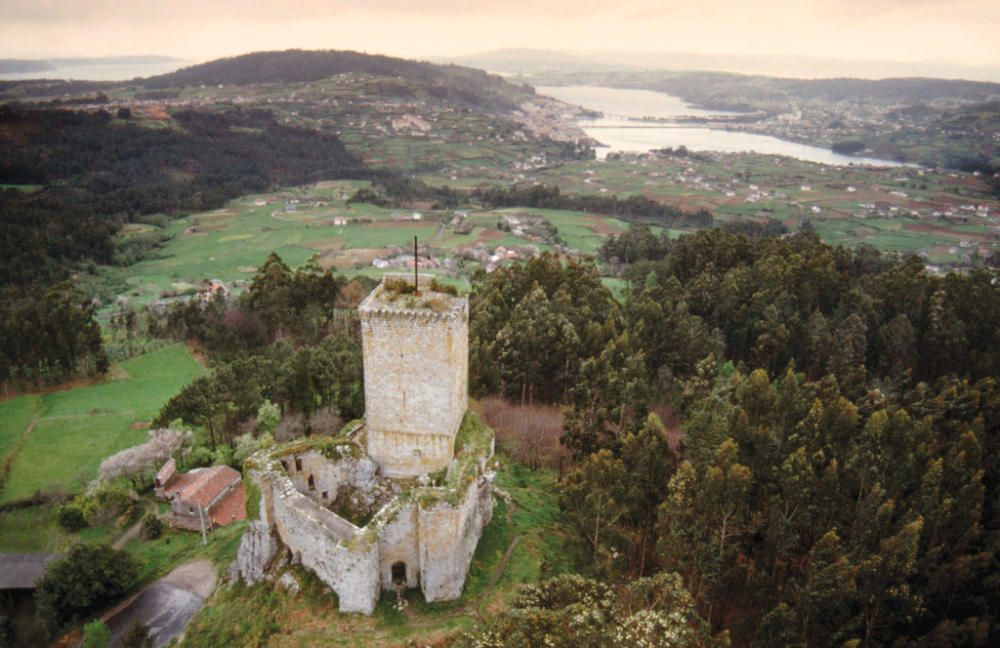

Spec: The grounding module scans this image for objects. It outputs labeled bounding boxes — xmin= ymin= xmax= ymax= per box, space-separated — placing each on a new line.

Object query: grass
xmin=0 ymin=395 xmax=41 ymax=458
xmin=182 ymin=459 xmax=571 ymax=647
xmin=0 ymin=344 xmax=203 ymax=503
xmin=125 ymin=520 xmax=247 ymax=584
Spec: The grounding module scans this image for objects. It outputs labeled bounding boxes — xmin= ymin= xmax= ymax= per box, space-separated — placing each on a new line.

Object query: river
xmin=0 ymin=61 xmax=186 ymax=82
xmin=537 ymin=85 xmax=906 ymax=167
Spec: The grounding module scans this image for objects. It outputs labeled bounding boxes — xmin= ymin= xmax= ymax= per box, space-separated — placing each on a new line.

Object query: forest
xmin=134 ymin=230 xmax=1000 ymax=646
xmin=0 ymin=105 xmax=366 ymax=385
xmin=475 ymin=183 xmax=715 ymax=229
xmin=459 ymin=233 xmax=1000 ymax=647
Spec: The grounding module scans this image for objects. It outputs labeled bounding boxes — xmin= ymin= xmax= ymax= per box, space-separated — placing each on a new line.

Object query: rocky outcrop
xmin=234 ymin=520 xmax=278 ymax=585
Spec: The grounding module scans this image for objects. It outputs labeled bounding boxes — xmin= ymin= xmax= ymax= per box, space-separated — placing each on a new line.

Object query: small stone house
xmin=155 ymin=459 xmax=247 ymax=530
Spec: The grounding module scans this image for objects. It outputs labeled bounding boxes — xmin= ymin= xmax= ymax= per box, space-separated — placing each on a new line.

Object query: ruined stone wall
xmin=418 ymin=474 xmax=495 ymax=602
xmin=258 ymin=469 xmax=381 ymax=614
xmin=377 ymin=503 xmax=421 ymax=590
xmin=361 ymin=303 xmax=469 ymax=477
xmin=280 ymin=450 xmax=388 ymax=512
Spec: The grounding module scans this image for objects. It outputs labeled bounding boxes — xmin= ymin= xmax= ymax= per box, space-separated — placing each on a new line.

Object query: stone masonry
xmin=235 ymin=275 xmax=493 ymax=615
xmin=359 ymin=274 xmax=469 ymax=478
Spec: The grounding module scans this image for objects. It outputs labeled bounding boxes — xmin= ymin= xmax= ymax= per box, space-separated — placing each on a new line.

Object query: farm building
xmin=155 ymin=460 xmax=246 ymax=530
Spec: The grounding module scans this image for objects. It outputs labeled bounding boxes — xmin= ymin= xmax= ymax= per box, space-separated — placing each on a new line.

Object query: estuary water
xmin=537 ymin=85 xmax=906 ymax=167
xmin=0 ymin=61 xmax=187 ymax=82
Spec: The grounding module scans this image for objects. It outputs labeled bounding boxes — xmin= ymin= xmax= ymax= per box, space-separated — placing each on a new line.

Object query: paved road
xmin=103 ymin=559 xmax=217 ymax=647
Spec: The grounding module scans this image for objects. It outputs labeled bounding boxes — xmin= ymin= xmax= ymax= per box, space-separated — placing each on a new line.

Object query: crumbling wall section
xmin=377 ymin=503 xmax=421 ymax=590
xmin=250 ymin=466 xmax=381 ymax=614
xmin=280 ymin=450 xmax=389 ymax=512
xmin=418 ymin=474 xmax=495 ymax=602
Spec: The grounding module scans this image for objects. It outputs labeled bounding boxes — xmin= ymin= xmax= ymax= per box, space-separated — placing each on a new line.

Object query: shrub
xmin=35 ymin=544 xmax=139 ymax=636
xmin=141 ymin=513 xmax=163 ymax=539
xmin=57 ymin=505 xmax=87 ymax=532
xmin=80 ymin=480 xmax=136 ymax=525
xmin=121 ymin=622 xmax=153 ymax=648
xmin=185 ymin=446 xmax=214 ymax=469
xmin=82 ymin=620 xmax=110 ymax=648
xmin=480 ymin=397 xmax=569 ymax=471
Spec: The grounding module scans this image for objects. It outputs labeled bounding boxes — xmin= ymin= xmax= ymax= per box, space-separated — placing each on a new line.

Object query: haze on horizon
xmin=1 ymin=0 xmax=999 ymax=80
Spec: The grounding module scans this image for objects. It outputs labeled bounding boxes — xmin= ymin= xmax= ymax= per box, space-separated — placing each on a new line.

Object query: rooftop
xmin=358 ymin=274 xmax=466 ymax=317
xmin=166 ymin=465 xmax=241 ymax=508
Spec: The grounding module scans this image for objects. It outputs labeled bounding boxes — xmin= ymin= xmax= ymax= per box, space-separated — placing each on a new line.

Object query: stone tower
xmin=358 ymin=274 xmax=468 ymax=478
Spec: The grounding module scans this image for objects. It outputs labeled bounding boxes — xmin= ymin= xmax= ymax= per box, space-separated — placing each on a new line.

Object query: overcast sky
xmin=2 ymin=0 xmax=998 ymax=69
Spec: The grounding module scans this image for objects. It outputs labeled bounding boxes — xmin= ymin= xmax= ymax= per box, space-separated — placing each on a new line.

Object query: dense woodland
xmin=135 ymin=229 xmax=1000 ymax=646
xmin=461 ymin=233 xmax=1000 ymax=647
xmin=151 ymin=254 xmax=366 ymax=448
xmin=476 ymin=183 xmax=715 ymax=229
xmin=0 ymin=105 xmax=366 ymax=385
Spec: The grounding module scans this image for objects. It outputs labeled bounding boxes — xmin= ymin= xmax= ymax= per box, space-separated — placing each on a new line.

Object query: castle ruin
xmin=234 ymin=274 xmax=495 ymax=614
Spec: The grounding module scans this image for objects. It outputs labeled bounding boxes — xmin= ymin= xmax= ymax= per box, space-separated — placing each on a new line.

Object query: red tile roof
xmin=209 ymin=484 xmax=247 ymax=527
xmin=172 ymin=465 xmax=241 ymax=508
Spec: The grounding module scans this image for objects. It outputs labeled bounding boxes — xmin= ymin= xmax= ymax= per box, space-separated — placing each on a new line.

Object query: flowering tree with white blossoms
xmin=99 ymin=428 xmax=191 ymax=486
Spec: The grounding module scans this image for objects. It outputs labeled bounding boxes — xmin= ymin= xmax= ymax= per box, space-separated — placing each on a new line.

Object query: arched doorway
xmin=391 ymin=561 xmax=407 ymax=585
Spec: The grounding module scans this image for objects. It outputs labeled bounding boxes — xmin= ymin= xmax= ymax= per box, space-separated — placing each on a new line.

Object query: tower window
xmin=308 ymin=475 xmax=315 ymax=490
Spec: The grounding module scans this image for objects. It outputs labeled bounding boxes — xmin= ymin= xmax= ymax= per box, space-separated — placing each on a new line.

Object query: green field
xmin=0 ymin=344 xmax=204 ymax=503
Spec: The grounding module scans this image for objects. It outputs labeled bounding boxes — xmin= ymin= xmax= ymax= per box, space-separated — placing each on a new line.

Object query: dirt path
xmin=112 ymin=501 xmax=156 ymax=550
xmin=102 ymin=559 xmax=217 ymax=648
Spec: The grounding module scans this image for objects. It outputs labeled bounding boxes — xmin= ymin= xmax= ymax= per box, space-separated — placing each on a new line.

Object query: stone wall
xmin=240 ymin=447 xmax=494 ymax=612
xmin=254 ymin=467 xmax=381 ymax=614
xmin=418 ymin=474 xmax=495 ymax=602
xmin=279 ymin=449 xmax=391 ymax=514
xmin=377 ymin=503 xmax=421 ymax=590
xmin=360 ymin=289 xmax=469 ymax=478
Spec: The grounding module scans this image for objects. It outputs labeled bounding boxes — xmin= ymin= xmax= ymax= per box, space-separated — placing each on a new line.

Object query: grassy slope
xmin=183 ymin=460 xmax=572 ymax=647
xmin=0 ymin=344 xmax=204 ymax=503
xmin=0 ymin=395 xmax=41 ymax=458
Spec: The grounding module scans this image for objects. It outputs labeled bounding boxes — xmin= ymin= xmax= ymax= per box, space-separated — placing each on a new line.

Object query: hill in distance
xmin=437 ymin=47 xmax=1000 ymax=83
xmin=141 ymin=49 xmax=534 ymax=111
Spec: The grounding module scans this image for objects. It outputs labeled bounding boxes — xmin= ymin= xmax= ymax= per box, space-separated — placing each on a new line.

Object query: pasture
xmin=0 ymin=344 xmax=204 ymax=503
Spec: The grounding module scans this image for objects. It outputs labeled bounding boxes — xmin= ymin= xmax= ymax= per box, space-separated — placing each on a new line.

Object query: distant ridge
xmin=436 ymin=48 xmax=1000 ymax=84
xmin=140 ymin=49 xmax=534 ymax=110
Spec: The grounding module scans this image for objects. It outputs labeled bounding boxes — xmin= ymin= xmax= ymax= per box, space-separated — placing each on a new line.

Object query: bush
xmin=35 ymin=544 xmax=139 ymax=636
xmin=82 ymin=620 xmax=110 ymax=648
xmin=480 ymin=397 xmax=569 ymax=471
xmin=80 ymin=480 xmax=136 ymax=525
xmin=185 ymin=446 xmax=214 ymax=469
xmin=141 ymin=513 xmax=164 ymax=539
xmin=121 ymin=622 xmax=153 ymax=648
xmin=57 ymin=504 xmax=87 ymax=532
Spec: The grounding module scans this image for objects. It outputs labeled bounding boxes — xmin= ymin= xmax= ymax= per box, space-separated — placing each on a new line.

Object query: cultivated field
xmin=0 ymin=344 xmax=203 ymax=504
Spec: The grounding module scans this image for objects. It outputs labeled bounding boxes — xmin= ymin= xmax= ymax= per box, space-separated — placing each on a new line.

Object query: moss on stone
xmin=244 ymin=476 xmax=261 ymax=521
